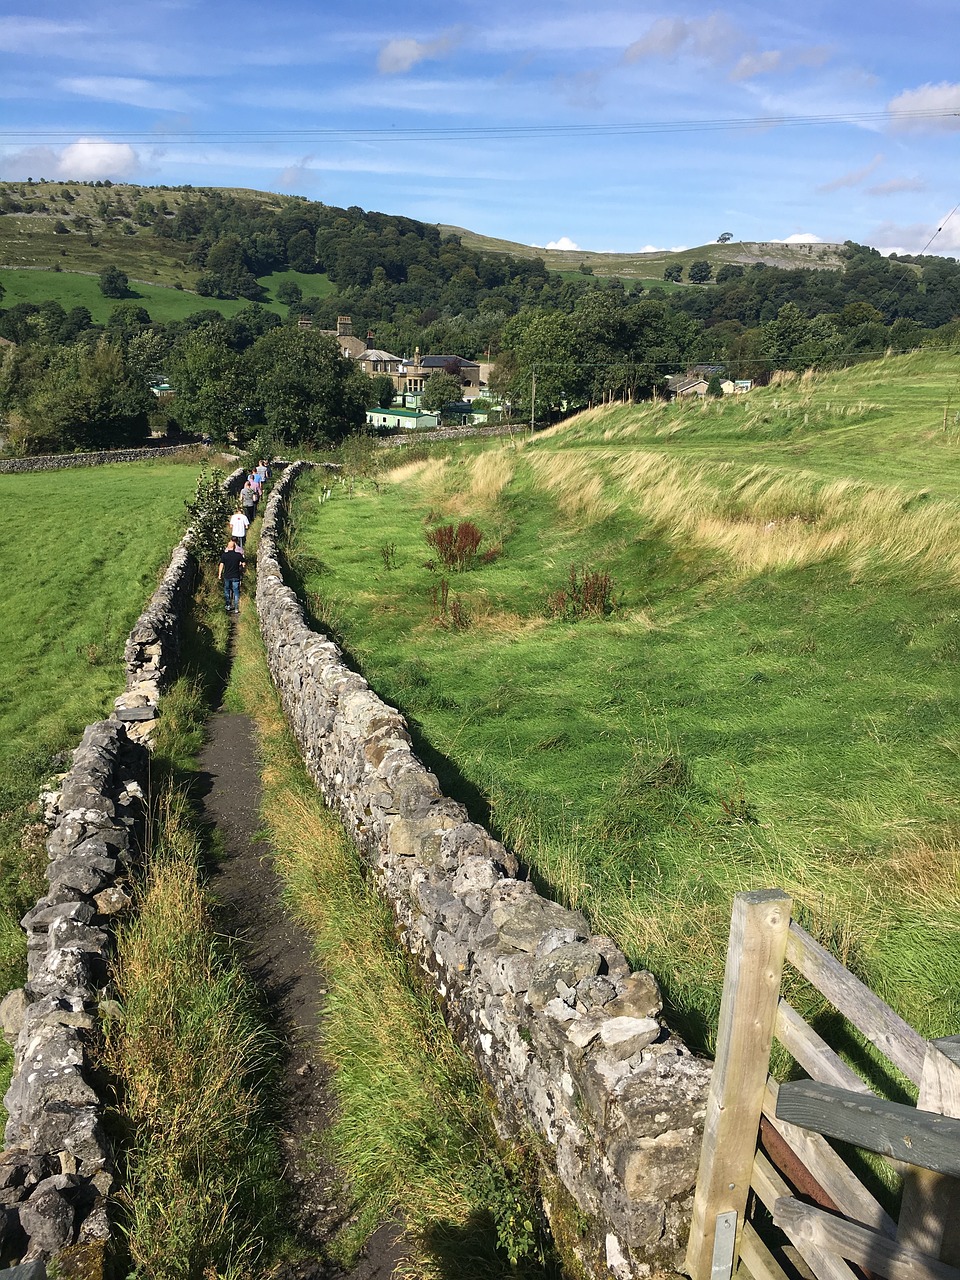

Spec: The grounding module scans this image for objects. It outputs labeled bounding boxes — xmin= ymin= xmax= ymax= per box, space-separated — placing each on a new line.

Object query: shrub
xmin=425 ymin=520 xmax=483 ymax=571
xmin=547 ymin=564 xmax=616 ymax=620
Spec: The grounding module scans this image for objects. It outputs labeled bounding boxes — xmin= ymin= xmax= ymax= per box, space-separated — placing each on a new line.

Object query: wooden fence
xmin=686 ymin=889 xmax=960 ymax=1280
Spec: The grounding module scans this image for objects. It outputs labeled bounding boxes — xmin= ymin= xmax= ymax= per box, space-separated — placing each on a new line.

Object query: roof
xmin=358 ymin=348 xmax=402 ymax=363
xmin=420 ymin=355 xmax=480 ymax=369
xmin=367 ymin=407 xmax=438 ymax=419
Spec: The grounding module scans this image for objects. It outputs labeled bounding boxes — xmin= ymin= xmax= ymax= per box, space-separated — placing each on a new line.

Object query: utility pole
xmin=530 ymin=369 xmax=537 ymax=435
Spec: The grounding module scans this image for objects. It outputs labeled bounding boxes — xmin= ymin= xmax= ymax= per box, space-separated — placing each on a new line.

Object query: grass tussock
xmin=106 ymin=788 xmax=283 ymax=1280
xmin=226 ymin=609 xmax=558 ymax=1279
xmin=525 ymin=451 xmax=618 ymax=525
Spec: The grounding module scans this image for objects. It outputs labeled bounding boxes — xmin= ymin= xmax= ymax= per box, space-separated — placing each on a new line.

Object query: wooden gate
xmin=686 ymin=889 xmax=960 ymax=1280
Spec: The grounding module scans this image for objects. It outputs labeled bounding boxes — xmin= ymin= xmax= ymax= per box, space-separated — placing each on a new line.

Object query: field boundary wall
xmin=256 ymin=461 xmax=712 ymax=1280
xmin=0 ymin=466 xmax=247 ymax=1271
xmin=0 ymin=443 xmax=199 ymax=473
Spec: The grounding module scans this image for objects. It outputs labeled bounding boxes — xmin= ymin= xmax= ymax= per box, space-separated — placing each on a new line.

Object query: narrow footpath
xmin=196 ymin=620 xmax=404 ymax=1279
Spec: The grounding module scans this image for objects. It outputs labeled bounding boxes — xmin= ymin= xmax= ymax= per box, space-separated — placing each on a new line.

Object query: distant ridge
xmin=438 ymin=224 xmax=846 ymax=279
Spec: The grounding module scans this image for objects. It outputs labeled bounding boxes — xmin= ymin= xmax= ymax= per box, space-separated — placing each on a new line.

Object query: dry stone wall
xmin=0 ymin=444 xmax=198 ymax=474
xmin=0 ymin=465 xmax=247 ymax=1271
xmin=112 ymin=465 xmax=246 ymax=743
xmin=257 ymin=462 xmax=711 ymax=1280
xmin=0 ymin=721 xmax=147 ymax=1268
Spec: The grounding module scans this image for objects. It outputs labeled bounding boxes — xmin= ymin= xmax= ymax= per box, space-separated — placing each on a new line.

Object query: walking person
xmin=240 ymin=481 xmax=258 ymax=527
xmin=217 ymin=538 xmax=245 ymax=615
xmin=229 ymin=506 xmax=250 ymax=550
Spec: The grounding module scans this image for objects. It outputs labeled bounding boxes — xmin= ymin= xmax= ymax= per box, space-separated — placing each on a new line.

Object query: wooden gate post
xmin=898 ymin=1037 xmax=960 ymax=1267
xmin=686 ymin=889 xmax=793 ymax=1280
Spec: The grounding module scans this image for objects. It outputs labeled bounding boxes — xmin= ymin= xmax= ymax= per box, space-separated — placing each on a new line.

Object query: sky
xmin=2 ymin=0 xmax=959 ymax=256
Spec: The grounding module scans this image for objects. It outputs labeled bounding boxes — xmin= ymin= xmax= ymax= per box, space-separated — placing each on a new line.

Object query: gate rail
xmin=686 ymin=889 xmax=960 ymax=1280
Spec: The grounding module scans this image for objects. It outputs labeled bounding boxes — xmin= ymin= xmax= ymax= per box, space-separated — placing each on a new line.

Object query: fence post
xmin=898 ymin=1037 xmax=960 ymax=1266
xmin=686 ymin=889 xmax=793 ymax=1280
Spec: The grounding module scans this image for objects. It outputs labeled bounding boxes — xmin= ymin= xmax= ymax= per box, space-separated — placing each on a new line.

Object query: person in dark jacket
xmin=217 ymin=539 xmax=245 ymax=614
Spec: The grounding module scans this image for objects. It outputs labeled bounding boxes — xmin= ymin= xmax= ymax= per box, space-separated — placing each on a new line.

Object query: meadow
xmin=288 ymin=349 xmax=960 ymax=1053
xmin=0 ymin=264 xmax=335 ymax=324
xmin=0 ymin=460 xmax=201 ymax=1009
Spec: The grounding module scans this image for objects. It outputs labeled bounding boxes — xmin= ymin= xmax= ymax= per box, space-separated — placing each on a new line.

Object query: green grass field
xmin=0 ymin=265 xmax=335 ymax=324
xmin=287 ymin=349 xmax=960 ymax=1054
xmin=0 ymin=460 xmax=202 ymax=1010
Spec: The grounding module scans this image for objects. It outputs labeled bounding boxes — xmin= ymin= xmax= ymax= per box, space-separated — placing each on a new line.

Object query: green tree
xmin=421 ymin=371 xmax=462 ymax=414
xmin=498 ymin=308 xmax=587 ymax=418
xmin=276 ymin=280 xmax=303 ymax=307
xmin=247 ymin=328 xmax=368 ymax=444
xmin=184 ymin=467 xmax=234 ymax=560
xmin=707 ymin=374 xmax=724 ymax=398
xmin=688 ymin=260 xmax=713 ymax=284
xmin=717 ymin=231 xmax=733 ymax=243
xmin=663 ymin=263 xmax=683 ymax=282
xmin=168 ymin=329 xmax=246 ymax=443
xmin=99 ymin=265 xmax=129 ymax=298
xmin=367 ymin=373 xmax=396 ymax=409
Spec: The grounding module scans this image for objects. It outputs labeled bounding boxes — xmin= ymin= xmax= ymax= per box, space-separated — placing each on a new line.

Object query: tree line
xmin=2 ymin=184 xmax=960 ymax=446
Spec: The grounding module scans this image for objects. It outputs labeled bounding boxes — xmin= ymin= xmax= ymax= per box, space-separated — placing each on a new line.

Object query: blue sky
xmin=2 ymin=1 xmax=959 ymax=255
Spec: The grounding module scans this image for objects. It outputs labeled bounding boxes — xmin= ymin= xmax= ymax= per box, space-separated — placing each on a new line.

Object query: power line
xmin=919 ymin=202 xmax=960 ymax=255
xmin=0 ymin=107 xmax=957 ymax=146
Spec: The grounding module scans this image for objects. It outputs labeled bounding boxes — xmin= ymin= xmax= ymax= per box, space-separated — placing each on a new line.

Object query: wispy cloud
xmin=866 ymin=177 xmax=926 ymax=196
xmin=887 ymin=81 xmax=960 ymax=131
xmin=622 ymin=11 xmax=828 ymax=83
xmin=378 ymin=27 xmax=465 ymax=74
xmin=0 ymin=15 xmax=91 ymax=52
xmin=60 ymin=76 xmax=199 ymax=112
xmin=816 ymin=153 xmax=884 ymax=193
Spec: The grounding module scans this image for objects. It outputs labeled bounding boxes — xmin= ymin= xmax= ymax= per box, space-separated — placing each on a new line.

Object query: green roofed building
xmin=365 ymin=406 xmax=441 ymax=431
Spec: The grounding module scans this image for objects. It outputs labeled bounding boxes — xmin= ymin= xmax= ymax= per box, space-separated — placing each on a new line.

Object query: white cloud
xmin=60 ymin=76 xmax=199 ymax=112
xmin=774 ymin=233 xmax=824 ymax=243
xmin=0 ymin=138 xmax=141 ymax=181
xmin=544 ymin=236 xmax=581 ymax=250
xmin=58 ymin=138 xmax=141 ymax=180
xmin=870 ymin=214 xmax=960 ymax=254
xmin=816 ymin=153 xmax=884 ymax=194
xmin=378 ymin=27 xmax=464 ymax=74
xmin=888 ymin=82 xmax=960 ymax=131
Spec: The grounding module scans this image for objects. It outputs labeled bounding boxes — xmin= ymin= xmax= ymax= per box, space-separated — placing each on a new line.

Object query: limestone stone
xmin=0 ymin=991 xmax=28 ymax=1047
xmin=598 ymin=1017 xmax=661 ymax=1060
xmin=528 ymin=943 xmax=603 ymax=1009
xmin=607 ymin=971 xmax=663 ymax=1021
xmin=19 ymin=1181 xmax=75 ymax=1256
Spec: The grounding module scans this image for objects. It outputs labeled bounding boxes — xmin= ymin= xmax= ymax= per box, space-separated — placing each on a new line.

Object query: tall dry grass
xmin=524 ymin=450 xmax=618 ymax=525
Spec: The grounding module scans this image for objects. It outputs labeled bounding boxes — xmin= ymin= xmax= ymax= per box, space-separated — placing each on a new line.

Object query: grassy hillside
xmin=0 ymin=264 xmax=334 ymax=324
xmin=0 ymin=459 xmax=203 ymax=1017
xmin=439 ymin=224 xmax=846 ymax=279
xmin=287 ymin=349 xmax=960 ymax=1055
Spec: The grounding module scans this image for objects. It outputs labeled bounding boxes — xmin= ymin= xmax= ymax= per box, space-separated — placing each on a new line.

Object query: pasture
xmin=288 ymin=349 xmax=960 ymax=1052
xmin=0 ymin=460 xmax=200 ymax=1007
xmin=0 ymin=265 xmax=335 ymax=324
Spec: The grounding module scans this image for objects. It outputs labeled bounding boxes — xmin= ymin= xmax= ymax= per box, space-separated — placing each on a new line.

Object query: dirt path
xmin=197 ymin=637 xmax=404 ymax=1279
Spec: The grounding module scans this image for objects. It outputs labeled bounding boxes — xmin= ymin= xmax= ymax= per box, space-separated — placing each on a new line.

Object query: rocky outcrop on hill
xmin=256 ymin=463 xmax=711 ymax=1279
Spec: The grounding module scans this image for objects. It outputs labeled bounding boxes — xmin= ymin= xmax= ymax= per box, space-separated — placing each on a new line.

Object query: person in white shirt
xmin=229 ymin=507 xmax=250 ymax=549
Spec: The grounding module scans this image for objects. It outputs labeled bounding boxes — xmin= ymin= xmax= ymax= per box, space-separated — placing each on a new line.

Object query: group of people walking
xmin=217 ymin=460 xmax=271 ymax=616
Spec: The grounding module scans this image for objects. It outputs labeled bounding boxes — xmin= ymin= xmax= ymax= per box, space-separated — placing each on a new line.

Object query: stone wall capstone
xmin=256 ymin=462 xmax=711 ymax=1280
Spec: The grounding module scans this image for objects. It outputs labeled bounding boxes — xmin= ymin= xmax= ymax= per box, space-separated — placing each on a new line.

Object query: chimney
xmin=337 ymin=315 xmax=353 ymax=338
xmin=297 ymin=316 xmax=312 ymax=330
